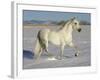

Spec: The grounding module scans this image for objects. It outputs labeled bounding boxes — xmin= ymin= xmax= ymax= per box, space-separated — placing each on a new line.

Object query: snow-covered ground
xmin=23 ymin=25 xmax=91 ymax=69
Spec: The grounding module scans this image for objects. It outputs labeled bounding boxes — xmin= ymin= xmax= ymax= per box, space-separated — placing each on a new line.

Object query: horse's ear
xmin=71 ymin=17 xmax=76 ymax=21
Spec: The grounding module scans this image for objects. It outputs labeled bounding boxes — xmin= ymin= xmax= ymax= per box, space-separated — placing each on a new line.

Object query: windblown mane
xmin=58 ymin=20 xmax=70 ymax=30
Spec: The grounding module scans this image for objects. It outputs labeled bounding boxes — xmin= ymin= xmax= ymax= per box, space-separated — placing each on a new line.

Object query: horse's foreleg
xmin=74 ymin=46 xmax=80 ymax=57
xmin=69 ymin=42 xmax=80 ymax=57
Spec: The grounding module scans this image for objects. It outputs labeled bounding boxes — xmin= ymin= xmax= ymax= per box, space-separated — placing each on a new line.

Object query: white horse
xmin=34 ymin=17 xmax=81 ymax=60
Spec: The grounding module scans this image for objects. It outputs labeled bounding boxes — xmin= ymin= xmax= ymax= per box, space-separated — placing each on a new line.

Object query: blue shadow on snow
xmin=23 ymin=50 xmax=34 ymax=59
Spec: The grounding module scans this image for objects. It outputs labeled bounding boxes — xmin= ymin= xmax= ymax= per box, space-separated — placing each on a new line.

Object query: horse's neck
xmin=60 ymin=24 xmax=73 ymax=34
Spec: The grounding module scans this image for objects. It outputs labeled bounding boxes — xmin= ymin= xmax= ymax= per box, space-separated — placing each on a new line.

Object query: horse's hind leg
xmin=44 ymin=41 xmax=53 ymax=57
xmin=36 ymin=48 xmax=42 ymax=62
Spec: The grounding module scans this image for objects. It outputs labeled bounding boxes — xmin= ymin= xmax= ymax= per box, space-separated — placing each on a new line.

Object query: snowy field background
xmin=23 ymin=25 xmax=91 ymax=69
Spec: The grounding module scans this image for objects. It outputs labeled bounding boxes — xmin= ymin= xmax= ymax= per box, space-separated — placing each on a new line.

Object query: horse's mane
xmin=58 ymin=17 xmax=77 ymax=30
xmin=58 ymin=20 xmax=70 ymax=30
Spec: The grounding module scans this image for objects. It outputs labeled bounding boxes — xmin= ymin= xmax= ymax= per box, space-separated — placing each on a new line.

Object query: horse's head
xmin=70 ymin=17 xmax=81 ymax=32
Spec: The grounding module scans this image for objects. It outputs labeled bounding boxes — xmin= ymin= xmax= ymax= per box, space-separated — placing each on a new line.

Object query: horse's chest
xmin=61 ymin=34 xmax=72 ymax=44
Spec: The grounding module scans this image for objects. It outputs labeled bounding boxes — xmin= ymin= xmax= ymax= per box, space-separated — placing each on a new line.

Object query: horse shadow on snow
xmin=23 ymin=50 xmax=34 ymax=59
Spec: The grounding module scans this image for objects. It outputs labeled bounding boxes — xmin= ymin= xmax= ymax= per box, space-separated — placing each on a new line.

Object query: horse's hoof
xmin=58 ymin=57 xmax=64 ymax=60
xmin=56 ymin=56 xmax=62 ymax=60
xmin=75 ymin=53 xmax=79 ymax=57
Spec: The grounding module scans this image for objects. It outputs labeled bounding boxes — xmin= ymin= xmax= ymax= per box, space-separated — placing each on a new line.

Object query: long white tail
xmin=34 ymin=38 xmax=42 ymax=58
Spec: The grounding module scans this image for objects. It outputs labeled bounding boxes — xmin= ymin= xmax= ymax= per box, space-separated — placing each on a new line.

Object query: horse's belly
xmin=48 ymin=33 xmax=60 ymax=45
xmin=49 ymin=38 xmax=60 ymax=45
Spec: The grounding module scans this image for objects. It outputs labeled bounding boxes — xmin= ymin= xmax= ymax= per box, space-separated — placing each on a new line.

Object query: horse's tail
xmin=34 ymin=31 xmax=43 ymax=58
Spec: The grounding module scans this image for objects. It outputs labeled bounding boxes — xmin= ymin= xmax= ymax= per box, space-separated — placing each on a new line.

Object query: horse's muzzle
xmin=77 ymin=28 xmax=81 ymax=32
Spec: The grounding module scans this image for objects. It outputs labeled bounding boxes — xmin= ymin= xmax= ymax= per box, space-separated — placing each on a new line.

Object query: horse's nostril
xmin=78 ymin=28 xmax=81 ymax=32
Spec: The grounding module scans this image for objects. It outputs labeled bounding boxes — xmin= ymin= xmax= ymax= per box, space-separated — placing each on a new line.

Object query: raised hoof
xmin=75 ymin=53 xmax=79 ymax=57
